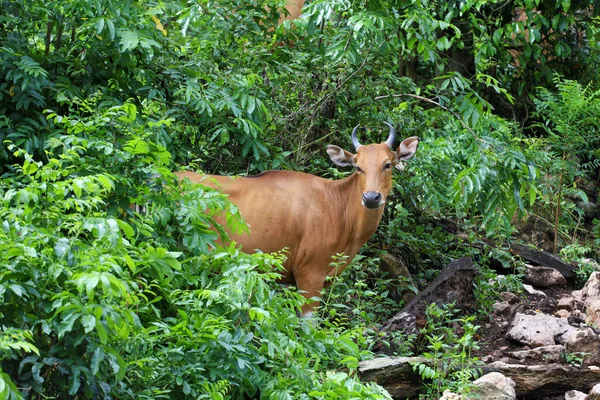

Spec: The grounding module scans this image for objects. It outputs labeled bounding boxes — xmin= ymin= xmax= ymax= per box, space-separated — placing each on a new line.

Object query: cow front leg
xmin=294 ymin=272 xmax=326 ymax=318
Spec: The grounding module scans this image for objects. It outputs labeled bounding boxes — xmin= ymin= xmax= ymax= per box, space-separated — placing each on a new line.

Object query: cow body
xmin=177 ymin=125 xmax=419 ymax=316
xmin=176 ymin=169 xmax=382 ymax=303
xmin=280 ymin=0 xmax=305 ymax=23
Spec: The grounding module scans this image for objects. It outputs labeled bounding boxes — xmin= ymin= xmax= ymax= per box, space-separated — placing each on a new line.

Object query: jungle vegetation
xmin=1 ymin=0 xmax=599 ymax=398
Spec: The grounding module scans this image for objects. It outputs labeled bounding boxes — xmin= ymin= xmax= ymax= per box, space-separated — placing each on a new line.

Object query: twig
xmin=553 ymin=151 xmax=566 ymax=254
xmin=374 ymin=93 xmax=483 ymax=143
xmin=45 ymin=22 xmax=54 ymax=56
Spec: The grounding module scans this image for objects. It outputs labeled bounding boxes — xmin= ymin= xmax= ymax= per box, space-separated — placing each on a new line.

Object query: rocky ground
xmin=358 ymin=250 xmax=600 ymax=399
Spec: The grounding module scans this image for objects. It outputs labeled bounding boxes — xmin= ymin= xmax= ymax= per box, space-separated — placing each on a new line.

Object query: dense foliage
xmin=1 ymin=0 xmax=599 ymax=398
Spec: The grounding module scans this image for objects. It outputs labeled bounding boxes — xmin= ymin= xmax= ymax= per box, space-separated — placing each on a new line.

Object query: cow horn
xmin=383 ymin=122 xmax=396 ymax=149
xmin=351 ymin=124 xmax=362 ymax=151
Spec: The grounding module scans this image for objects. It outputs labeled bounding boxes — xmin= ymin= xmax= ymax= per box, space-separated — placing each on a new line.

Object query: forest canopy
xmin=1 ymin=0 xmax=599 ymax=398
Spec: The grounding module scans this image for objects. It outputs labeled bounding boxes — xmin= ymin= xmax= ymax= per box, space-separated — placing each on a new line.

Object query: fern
xmin=198 ymin=380 xmax=230 ymax=399
xmin=15 ymin=56 xmax=48 ymax=78
xmin=532 ymin=77 xmax=600 ymax=251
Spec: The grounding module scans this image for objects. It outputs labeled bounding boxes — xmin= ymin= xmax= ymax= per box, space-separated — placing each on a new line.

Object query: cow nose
xmin=362 ymin=191 xmax=382 ymax=209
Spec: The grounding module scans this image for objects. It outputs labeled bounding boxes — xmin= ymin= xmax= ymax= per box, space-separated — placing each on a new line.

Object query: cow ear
xmin=393 ymin=136 xmax=420 ymax=171
xmin=395 ymin=136 xmax=420 ymax=161
xmin=326 ymin=145 xmax=355 ymax=167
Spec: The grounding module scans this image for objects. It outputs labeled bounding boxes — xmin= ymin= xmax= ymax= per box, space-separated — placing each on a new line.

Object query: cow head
xmin=326 ymin=123 xmax=420 ymax=209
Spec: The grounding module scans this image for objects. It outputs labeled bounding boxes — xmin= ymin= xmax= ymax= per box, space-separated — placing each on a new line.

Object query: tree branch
xmin=45 ymin=22 xmax=54 ymax=56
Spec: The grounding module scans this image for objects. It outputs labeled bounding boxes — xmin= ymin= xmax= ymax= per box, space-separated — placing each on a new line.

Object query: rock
xmin=469 ymin=372 xmax=516 ymax=400
xmin=581 ymin=274 xmax=600 ymax=326
xmin=565 ymin=389 xmax=588 ymax=400
xmin=381 ymin=257 xmax=476 ymax=338
xmin=556 ymin=309 xmax=571 ymax=319
xmin=569 ymin=310 xmax=587 ymax=325
xmin=482 ymin=355 xmax=494 ymax=363
xmin=483 ymin=361 xmax=600 ymax=397
xmin=582 ymin=273 xmax=600 ymax=301
xmin=492 ymin=349 xmax=505 ymax=359
xmin=590 ymin=383 xmax=600 ymax=400
xmin=524 ymin=263 xmax=567 ymax=287
xmin=558 ymin=296 xmax=577 ymax=311
xmin=510 ymin=345 xmax=564 ymax=363
xmin=564 ymin=328 xmax=600 ymax=366
xmin=358 ymin=356 xmax=426 ymax=398
xmin=492 ymin=301 xmax=513 ymax=318
xmin=507 ymin=313 xmax=575 ymax=347
xmin=500 ymin=292 xmax=520 ymax=305
xmin=523 ymin=284 xmax=547 ymax=298
xmin=573 ymin=290 xmax=584 ymax=303
xmin=584 ymin=298 xmax=600 ymax=326
xmin=441 ymin=389 xmax=462 ymax=399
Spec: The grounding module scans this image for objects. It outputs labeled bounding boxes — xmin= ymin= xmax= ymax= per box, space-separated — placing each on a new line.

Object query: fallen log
xmin=509 ymin=243 xmax=575 ymax=279
xmin=455 ymin=234 xmax=575 ymax=279
xmin=358 ymin=357 xmax=427 ymax=398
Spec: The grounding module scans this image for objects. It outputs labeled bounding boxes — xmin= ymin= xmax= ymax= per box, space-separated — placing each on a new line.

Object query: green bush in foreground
xmin=0 ymin=104 xmax=389 ymax=399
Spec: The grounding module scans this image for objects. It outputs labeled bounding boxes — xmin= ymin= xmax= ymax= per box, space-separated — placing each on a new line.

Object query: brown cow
xmin=176 ymin=123 xmax=420 ymax=316
xmin=279 ymin=0 xmax=305 ymax=23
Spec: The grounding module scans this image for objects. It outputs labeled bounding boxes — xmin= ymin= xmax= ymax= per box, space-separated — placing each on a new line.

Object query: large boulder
xmin=589 ymin=383 xmax=600 ymax=400
xmin=582 ymin=272 xmax=600 ymax=300
xmin=358 ymin=356 xmax=426 ymax=398
xmin=565 ymin=390 xmax=589 ymax=400
xmin=582 ymin=273 xmax=600 ymax=326
xmin=483 ymin=362 xmax=600 ymax=397
xmin=469 ymin=372 xmax=516 ymax=400
xmin=523 ymin=264 xmax=567 ymax=287
xmin=564 ymin=328 xmax=600 ymax=366
xmin=507 ymin=313 xmax=575 ymax=347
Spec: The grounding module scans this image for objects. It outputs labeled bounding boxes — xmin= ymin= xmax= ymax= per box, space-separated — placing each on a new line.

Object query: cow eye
xmin=383 ymin=163 xmax=391 ymax=170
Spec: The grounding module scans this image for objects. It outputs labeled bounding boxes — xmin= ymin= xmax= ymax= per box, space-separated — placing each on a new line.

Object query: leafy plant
xmin=532 ymin=77 xmax=600 ymax=252
xmin=412 ymin=303 xmax=482 ymax=399
xmin=564 ymin=351 xmax=591 ymax=367
xmin=0 ymin=97 xmax=393 ymax=398
xmin=1 ymin=0 xmax=599 ymax=397
xmin=560 ymin=244 xmax=599 ymax=287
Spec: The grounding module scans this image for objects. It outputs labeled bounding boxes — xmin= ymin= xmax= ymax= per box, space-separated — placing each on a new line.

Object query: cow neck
xmin=331 ymin=172 xmax=385 ymax=242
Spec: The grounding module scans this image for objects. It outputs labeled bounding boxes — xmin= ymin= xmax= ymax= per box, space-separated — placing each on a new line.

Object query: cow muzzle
xmin=362 ymin=191 xmax=383 ymax=209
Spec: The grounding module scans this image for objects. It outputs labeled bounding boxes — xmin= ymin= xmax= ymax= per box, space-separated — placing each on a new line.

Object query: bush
xmin=0 ymin=103 xmax=390 ymax=398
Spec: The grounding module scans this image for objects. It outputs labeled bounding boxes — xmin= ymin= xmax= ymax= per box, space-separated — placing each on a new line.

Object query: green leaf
xmin=95 ymin=18 xmax=105 ymax=35
xmin=91 ymin=347 xmax=105 ymax=375
xmin=338 ymin=335 xmax=359 ymax=355
xmin=118 ymin=103 xmax=137 ymax=123
xmin=96 ymin=320 xmax=108 ymax=344
xmin=68 ymin=366 xmax=81 ymax=395
xmin=529 ymin=185 xmax=537 ymax=206
xmin=436 ymin=36 xmax=450 ymax=51
xmin=9 ymin=284 xmax=26 ymax=298
xmin=340 ymin=355 xmax=359 ymax=369
xmin=106 ymin=19 xmax=115 ymax=40
xmin=58 ymin=313 xmax=80 ymax=339
xmin=119 ymin=30 xmax=140 ymax=52
xmin=23 ymin=159 xmax=39 ymax=175
xmin=81 ymin=315 xmax=96 ymax=333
